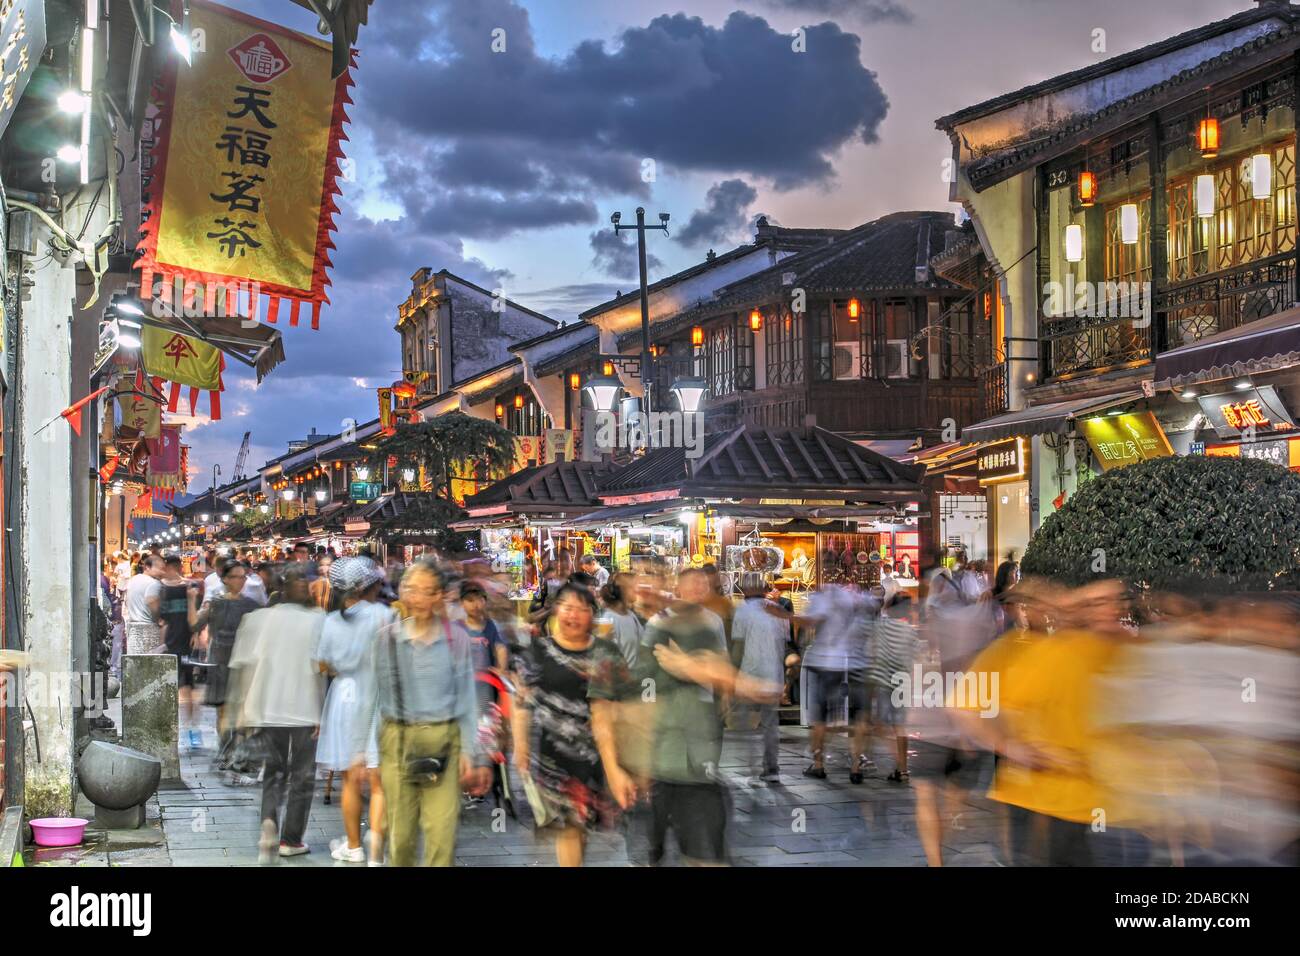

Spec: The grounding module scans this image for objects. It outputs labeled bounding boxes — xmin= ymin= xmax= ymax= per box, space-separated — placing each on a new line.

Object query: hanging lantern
xmin=691 ymin=326 xmax=704 ymax=347
xmin=1064 ymin=224 xmax=1084 ymax=263
xmin=848 ymin=298 xmax=861 ymax=320
xmin=1251 ymin=152 xmax=1273 ymax=200
xmin=514 ymin=393 xmax=524 ymax=410
xmin=569 ymin=372 xmax=580 ymax=391
xmin=1078 ymin=170 xmax=1097 ymax=207
xmin=1120 ymin=203 xmax=1139 ymax=245
xmin=749 ymin=309 xmax=762 ymax=332
xmin=602 ymin=360 xmax=614 ymax=377
xmin=495 ymin=402 xmax=504 ymax=418
xmin=1197 ymin=117 xmax=1219 ymax=158
xmin=1196 ymin=173 xmax=1216 ymax=218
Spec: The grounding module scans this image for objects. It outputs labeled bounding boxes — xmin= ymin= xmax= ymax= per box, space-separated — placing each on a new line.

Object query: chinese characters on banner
xmin=514 ymin=435 xmax=542 ymax=471
xmin=543 ymin=429 xmax=575 ymax=464
xmin=116 ymin=387 xmax=161 ymax=439
xmin=141 ymin=324 xmax=224 ymax=418
xmin=378 ymin=387 xmax=394 ymax=434
xmin=135 ymin=0 xmax=355 ymax=330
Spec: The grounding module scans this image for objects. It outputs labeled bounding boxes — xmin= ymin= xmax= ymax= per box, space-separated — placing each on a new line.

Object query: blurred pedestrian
xmin=732 ymin=572 xmax=787 ymax=783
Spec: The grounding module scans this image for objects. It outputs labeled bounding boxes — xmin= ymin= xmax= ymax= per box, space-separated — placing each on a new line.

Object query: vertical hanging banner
xmin=116 ymin=387 xmax=162 ymax=438
xmin=135 ymin=0 xmax=355 ymax=329
xmin=378 ymin=387 xmax=394 ymax=435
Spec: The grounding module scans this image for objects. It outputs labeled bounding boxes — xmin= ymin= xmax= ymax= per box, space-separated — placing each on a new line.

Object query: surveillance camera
xmin=610 ymin=212 xmax=621 ymax=225
xmin=659 ymin=212 xmax=670 ymax=223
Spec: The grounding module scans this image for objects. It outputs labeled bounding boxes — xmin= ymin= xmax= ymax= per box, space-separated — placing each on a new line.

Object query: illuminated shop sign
xmin=1080 ymin=412 xmax=1173 ymax=471
xmin=1197 ymin=386 xmax=1295 ymax=439
xmin=977 ymin=437 xmax=1026 ymax=485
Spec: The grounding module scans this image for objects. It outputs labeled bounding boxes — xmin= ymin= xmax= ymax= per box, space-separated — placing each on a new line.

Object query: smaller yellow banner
xmin=1081 ymin=412 xmax=1173 ymax=471
xmin=117 ymin=390 xmax=161 ymax=438
xmin=142 ymin=326 xmax=221 ymax=390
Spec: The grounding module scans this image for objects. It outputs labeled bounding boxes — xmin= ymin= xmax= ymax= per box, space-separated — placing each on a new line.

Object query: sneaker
xmin=761 ymin=772 xmax=782 ymax=784
xmin=257 ymin=820 xmax=278 ymax=865
xmin=887 ymin=769 xmax=910 ymax=783
xmin=330 ymin=840 xmax=365 ymax=863
xmin=279 ymin=842 xmax=310 ymax=858
xmin=858 ymin=755 xmax=877 ymax=771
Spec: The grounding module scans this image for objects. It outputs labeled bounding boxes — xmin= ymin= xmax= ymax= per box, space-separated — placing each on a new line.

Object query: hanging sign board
xmin=1080 ymin=411 xmax=1174 ymax=471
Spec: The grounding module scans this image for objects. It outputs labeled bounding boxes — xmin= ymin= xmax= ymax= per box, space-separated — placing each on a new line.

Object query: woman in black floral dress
xmin=512 ymin=582 xmax=610 ymax=866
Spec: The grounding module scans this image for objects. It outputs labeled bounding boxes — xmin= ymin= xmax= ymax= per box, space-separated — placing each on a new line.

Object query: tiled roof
xmin=621 ymin=212 xmax=958 ymax=349
xmin=936 ymin=3 xmax=1300 ymax=128
xmin=598 ymin=425 xmax=925 ymax=502
xmin=464 ymin=460 xmax=619 ymax=512
xmin=962 ymin=24 xmax=1300 ymax=193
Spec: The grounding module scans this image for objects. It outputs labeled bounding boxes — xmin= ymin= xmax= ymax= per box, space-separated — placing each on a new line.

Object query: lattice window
xmin=764 ymin=308 xmax=804 ymax=386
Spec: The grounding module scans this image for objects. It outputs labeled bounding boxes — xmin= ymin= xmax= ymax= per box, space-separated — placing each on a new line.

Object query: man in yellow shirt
xmin=949 ymin=579 xmax=1138 ymax=866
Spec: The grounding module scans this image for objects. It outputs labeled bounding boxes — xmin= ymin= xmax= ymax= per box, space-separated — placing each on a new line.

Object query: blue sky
xmin=179 ymin=0 xmax=1257 ymax=490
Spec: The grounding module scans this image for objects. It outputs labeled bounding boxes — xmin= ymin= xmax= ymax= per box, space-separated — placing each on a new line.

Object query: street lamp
xmin=282 ymin=489 xmax=295 ymax=501
xmin=199 ymin=513 xmax=210 ymax=523
xmin=612 ymin=207 xmax=670 ymax=410
xmin=259 ymin=504 xmax=270 ymax=514
xmin=582 ymin=373 xmax=624 ymax=414
xmin=668 ymin=377 xmax=708 ymax=414
xmin=314 ymin=489 xmax=327 ymax=503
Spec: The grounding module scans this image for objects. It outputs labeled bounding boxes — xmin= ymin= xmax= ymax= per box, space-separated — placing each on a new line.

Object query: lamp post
xmin=612 ymin=207 xmax=669 ymax=410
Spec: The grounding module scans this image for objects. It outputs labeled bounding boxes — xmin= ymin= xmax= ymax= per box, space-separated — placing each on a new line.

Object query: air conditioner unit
xmin=883 ymin=339 xmax=911 ymax=378
xmin=833 ymin=341 xmax=860 ymax=379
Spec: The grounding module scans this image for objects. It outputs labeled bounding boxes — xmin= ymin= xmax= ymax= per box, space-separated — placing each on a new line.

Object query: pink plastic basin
xmin=29 ymin=818 xmax=89 ymax=848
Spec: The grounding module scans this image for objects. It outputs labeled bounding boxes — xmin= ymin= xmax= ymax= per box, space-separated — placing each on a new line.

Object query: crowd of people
xmin=99 ymin=543 xmax=1298 ymax=868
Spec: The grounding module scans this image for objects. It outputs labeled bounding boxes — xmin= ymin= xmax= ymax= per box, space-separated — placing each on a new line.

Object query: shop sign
xmin=514 ymin=435 xmax=542 ymax=471
xmin=1240 ymin=438 xmax=1290 ymax=467
xmin=543 ymin=428 xmax=575 ymax=464
xmin=0 ymin=0 xmax=45 ymax=142
xmin=135 ymin=0 xmax=354 ymax=324
xmin=1197 ymin=386 xmax=1295 ymax=439
xmin=344 ymin=519 xmax=370 ymax=533
xmin=977 ymin=437 xmax=1025 ymax=485
xmin=349 ymin=480 xmax=381 ymax=502
xmin=1080 ymin=412 xmax=1173 ymax=471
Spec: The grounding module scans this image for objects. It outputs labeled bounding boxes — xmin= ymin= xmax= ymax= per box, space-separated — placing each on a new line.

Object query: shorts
xmin=869 ymin=683 xmax=903 ymax=727
xmin=646 ymin=781 xmax=729 ymax=864
xmin=804 ymin=666 xmax=868 ymax=724
xmin=909 ymin=741 xmax=990 ymax=790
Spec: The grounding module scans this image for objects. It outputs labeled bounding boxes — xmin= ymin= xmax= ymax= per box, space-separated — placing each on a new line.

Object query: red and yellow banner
xmin=142 ymin=325 xmax=225 ymax=420
xmin=378 ymin=387 xmax=394 ymax=435
xmin=135 ymin=0 xmax=355 ymax=328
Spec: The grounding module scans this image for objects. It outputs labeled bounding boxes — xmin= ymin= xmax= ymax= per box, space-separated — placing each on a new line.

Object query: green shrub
xmin=1020 ymin=454 xmax=1300 ymax=592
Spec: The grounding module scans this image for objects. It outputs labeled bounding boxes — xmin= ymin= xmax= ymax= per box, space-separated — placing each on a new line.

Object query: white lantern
xmin=314 ymin=489 xmax=327 ymax=502
xmin=259 ymin=504 xmax=270 ymax=514
xmin=402 ymin=468 xmax=415 ymax=483
xmin=282 ymin=489 xmax=295 ymax=501
xmin=355 ymin=466 xmax=370 ymax=481
xmin=1196 ymin=174 xmax=1216 ymax=218
xmin=1064 ymin=224 xmax=1084 ymax=263
xmin=1251 ymin=153 xmax=1273 ymax=200
xmin=1120 ymin=203 xmax=1139 ymax=245
xmin=235 ymin=503 xmax=245 ymax=513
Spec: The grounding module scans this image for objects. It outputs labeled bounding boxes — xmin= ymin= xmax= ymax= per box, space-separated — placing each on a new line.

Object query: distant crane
xmin=232 ymin=431 xmax=251 ymax=481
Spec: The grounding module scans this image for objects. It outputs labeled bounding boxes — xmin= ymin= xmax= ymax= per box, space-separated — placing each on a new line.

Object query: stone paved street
xmin=152 ymin=708 xmax=1006 ymax=867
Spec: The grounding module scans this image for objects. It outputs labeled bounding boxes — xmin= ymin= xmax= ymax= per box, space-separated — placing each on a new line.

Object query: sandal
xmin=802 ymin=765 xmax=827 ymax=780
xmin=887 ymin=769 xmax=910 ymax=783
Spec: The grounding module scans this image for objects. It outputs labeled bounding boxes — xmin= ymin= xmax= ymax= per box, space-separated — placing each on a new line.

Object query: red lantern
xmin=1078 ymin=170 xmax=1097 ymax=207
xmin=514 ymin=393 xmax=524 ymax=410
xmin=602 ymin=360 xmax=614 ymax=377
xmin=691 ymin=326 xmax=704 ymax=347
xmin=569 ymin=373 xmax=580 ymax=391
xmin=749 ymin=309 xmax=762 ymax=332
xmin=848 ymin=298 xmax=861 ymax=320
xmin=495 ymin=402 xmax=504 ymax=418
xmin=1197 ymin=117 xmax=1219 ymax=158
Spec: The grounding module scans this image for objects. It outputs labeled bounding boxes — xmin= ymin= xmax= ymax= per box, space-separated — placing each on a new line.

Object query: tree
xmin=1020 ymin=455 xmax=1300 ymax=592
xmin=367 ymin=413 xmax=516 ymax=500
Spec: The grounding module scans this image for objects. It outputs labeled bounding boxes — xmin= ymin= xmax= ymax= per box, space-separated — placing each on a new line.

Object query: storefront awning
xmin=961 ymin=390 xmax=1142 ymax=443
xmin=710 ymin=504 xmax=903 ymax=521
xmin=567 ymin=502 xmax=685 ymax=529
xmin=1154 ymin=307 xmax=1300 ymax=389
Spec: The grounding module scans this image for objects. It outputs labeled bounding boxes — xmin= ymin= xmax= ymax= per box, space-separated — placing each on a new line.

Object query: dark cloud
xmin=749 ymin=0 xmax=913 ymax=21
xmin=360 ymin=0 xmax=890 ymax=190
xmin=675 ymin=179 xmax=759 ymax=247
xmin=589 ymin=229 xmax=664 ymax=280
xmin=516 ymin=282 xmax=627 ymax=322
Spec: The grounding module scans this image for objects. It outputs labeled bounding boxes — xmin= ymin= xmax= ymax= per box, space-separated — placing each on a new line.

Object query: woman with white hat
xmin=316 ymin=556 xmax=394 ymax=864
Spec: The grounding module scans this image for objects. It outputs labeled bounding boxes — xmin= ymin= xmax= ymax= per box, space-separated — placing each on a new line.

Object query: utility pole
xmin=612 ymin=207 xmax=669 ymax=410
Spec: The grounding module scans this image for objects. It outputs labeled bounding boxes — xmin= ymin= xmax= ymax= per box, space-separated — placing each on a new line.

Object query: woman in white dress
xmin=316 ymin=557 xmax=394 ymax=864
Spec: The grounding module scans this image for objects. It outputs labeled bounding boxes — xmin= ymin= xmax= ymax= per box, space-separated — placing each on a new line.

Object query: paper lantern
xmin=1251 ymin=153 xmax=1273 ymax=200
xmin=1078 ymin=170 xmax=1097 ymax=207
xmin=1120 ymin=203 xmax=1139 ymax=245
xmin=1064 ymin=224 xmax=1084 ymax=263
xmin=1196 ymin=174 xmax=1215 ymax=218
xmin=1197 ymin=117 xmax=1219 ymax=158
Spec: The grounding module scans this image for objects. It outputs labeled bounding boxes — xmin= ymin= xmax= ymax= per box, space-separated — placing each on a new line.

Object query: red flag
xmin=61 ymin=386 xmax=111 ymax=436
xmin=99 ymin=455 xmax=121 ymax=484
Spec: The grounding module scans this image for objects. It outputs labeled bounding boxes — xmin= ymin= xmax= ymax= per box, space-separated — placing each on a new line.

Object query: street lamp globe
xmin=282 ymin=489 xmax=295 ymax=501
xmin=314 ymin=489 xmax=327 ymax=502
xmin=199 ymin=513 xmax=210 ymax=523
xmin=259 ymin=504 xmax=270 ymax=514
xmin=668 ymin=377 xmax=708 ymax=414
xmin=582 ymin=373 xmax=624 ymax=413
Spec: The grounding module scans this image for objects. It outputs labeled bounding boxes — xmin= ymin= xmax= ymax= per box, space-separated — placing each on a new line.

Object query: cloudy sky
xmin=182 ymin=0 xmax=1258 ymax=489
